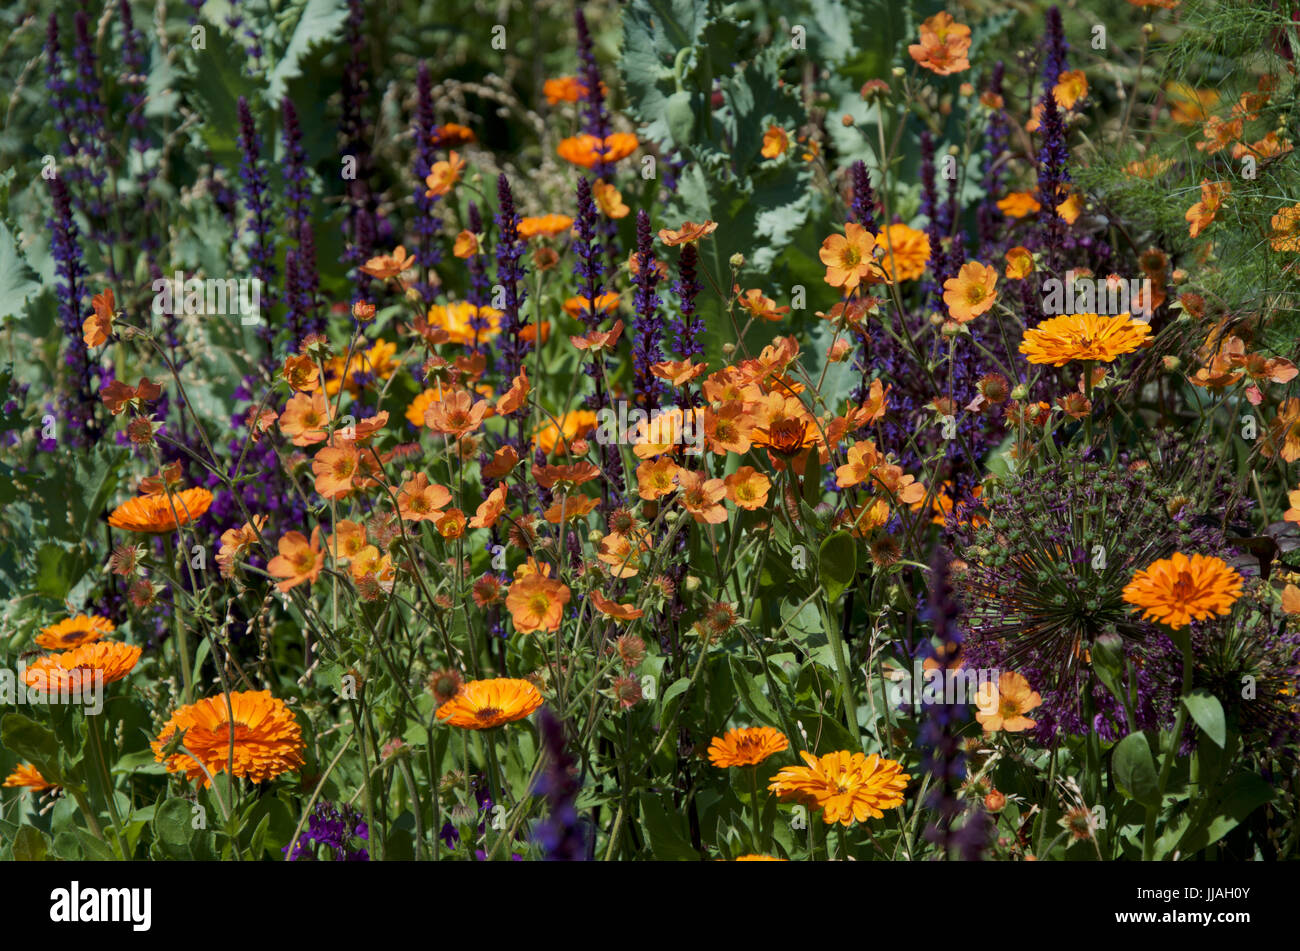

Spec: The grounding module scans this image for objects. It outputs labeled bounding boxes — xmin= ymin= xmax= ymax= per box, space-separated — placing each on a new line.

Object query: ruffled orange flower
xmin=875 ymin=223 xmax=931 ymax=282
xmin=425 ymin=301 xmax=503 ymax=345
xmin=1269 ymin=204 xmax=1300 ymax=253
xmin=1186 ymin=179 xmax=1229 ymax=238
xmin=590 ymin=590 xmax=644 ymax=621
xmin=707 ymin=726 xmax=788 ymax=768
xmin=36 ymin=614 xmax=115 ymax=650
xmin=108 ymin=487 xmax=212 ymax=533
xmin=430 ymin=123 xmax=476 ymax=147
xmin=506 ymin=574 xmax=571 ymax=633
xmin=279 ymin=390 xmax=334 ymax=446
xmin=469 ymin=483 xmax=508 ymax=529
xmin=359 ymin=246 xmax=415 ymax=280
xmin=761 ymin=125 xmax=790 ymax=158
xmin=425 ymin=390 xmax=489 ymax=437
xmin=563 ymin=292 xmax=620 ymax=321
xmin=152 ymin=690 xmax=305 ymax=786
xmin=1004 ymin=246 xmax=1034 ymax=280
xmin=1122 ymin=552 xmax=1243 ymax=629
xmin=1020 ymin=313 xmax=1151 ymax=366
xmin=24 ymin=640 xmax=141 ymax=693
xmin=593 ymin=180 xmax=629 ymax=218
xmin=3 ymin=763 xmax=58 ymax=792
xmin=543 ymin=76 xmax=588 ymax=104
xmin=436 ymin=678 xmax=543 ymax=729
xmin=769 ymin=750 xmax=910 ymax=826
xmin=556 ymin=132 xmax=638 ymax=168
xmin=533 ymin=410 xmax=599 ymax=454
xmin=942 ymin=261 xmax=998 ymax=323
xmin=658 ymin=220 xmax=718 ymax=246
xmin=82 ymin=288 xmax=115 ymax=347
xmin=1264 ymin=399 xmax=1300 ymax=463
xmin=518 ymin=214 xmax=574 ymax=239
xmin=266 ymin=528 xmax=325 ymax=593
xmin=974 ymin=671 xmax=1042 ymax=733
xmin=996 ymin=192 xmax=1040 ymax=218
xmin=907 ymin=12 xmax=971 ymax=75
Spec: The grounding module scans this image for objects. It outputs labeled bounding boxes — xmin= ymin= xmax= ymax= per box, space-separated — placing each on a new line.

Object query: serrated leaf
xmin=264 ymin=0 xmax=350 ymax=103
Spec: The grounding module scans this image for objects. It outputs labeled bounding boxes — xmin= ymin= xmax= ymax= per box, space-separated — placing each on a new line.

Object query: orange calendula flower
xmin=1004 ymin=246 xmax=1034 ymax=280
xmin=769 ymin=750 xmax=910 ymax=826
xmin=1020 ymin=313 xmax=1151 ymax=366
xmin=707 ymin=726 xmax=788 ymax=768
xmin=108 ymin=487 xmax=212 ymax=533
xmin=974 ymin=671 xmax=1042 ymax=733
xmin=556 ymin=132 xmax=639 ymax=168
xmin=24 ymin=641 xmax=141 ymax=693
xmin=677 ymin=469 xmax=728 ymax=524
xmin=359 ymin=246 xmax=415 ymax=280
xmin=3 ymin=763 xmax=58 ymax=792
xmin=1122 ymin=552 xmax=1243 ymax=629
xmin=153 ymin=690 xmax=304 ymax=786
xmin=875 ymin=223 xmax=931 ymax=282
xmin=518 ymin=214 xmax=574 ymax=239
xmin=724 ymin=466 xmax=771 ymax=510
xmin=266 ymin=528 xmax=325 ymax=593
xmin=36 ymin=614 xmax=115 ymax=650
xmin=761 ymin=125 xmax=791 ymax=158
xmin=506 ymin=574 xmax=571 ymax=633
xmin=425 ymin=151 xmax=465 ymax=197
xmin=436 ymin=678 xmax=543 ymax=729
xmin=590 ymin=590 xmax=644 ymax=621
xmin=82 ymin=288 xmax=116 ymax=347
xmin=996 ymin=192 xmax=1041 ymax=218
xmin=658 ymin=220 xmax=718 ymax=246
xmin=819 ymin=222 xmax=887 ymax=291
xmin=907 ymin=11 xmax=971 ymax=75
xmin=1185 ymin=179 xmax=1230 ymax=238
xmin=942 ymin=261 xmax=998 ymax=323
xmin=1269 ymin=204 xmax=1300 ymax=253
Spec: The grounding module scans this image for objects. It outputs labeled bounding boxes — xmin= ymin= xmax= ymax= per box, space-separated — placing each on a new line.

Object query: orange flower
xmin=1053 ymin=70 xmax=1088 ymax=110
xmin=942 ymin=261 xmax=998 ymax=323
xmin=425 ymin=151 xmax=465 ymax=197
xmin=312 ymin=444 xmax=360 ymax=500
xmin=590 ymin=590 xmax=644 ymax=621
xmin=1196 ymin=115 xmax=1243 ymax=154
xmin=506 ymin=574 xmax=571 ymax=633
xmin=3 ymin=763 xmax=58 ymax=792
xmin=36 ymin=614 xmax=115 ymax=650
xmin=469 ymin=483 xmax=508 ymax=529
xmin=658 ymin=220 xmax=718 ymax=246
xmin=1264 ymin=398 xmax=1300 ymax=463
xmin=570 ymin=319 xmax=625 ymax=353
xmin=266 ymin=528 xmax=325 ymax=593
xmin=397 ymin=472 xmax=452 ymax=522
xmin=279 ymin=390 xmax=335 ymax=446
xmin=544 ymin=494 xmax=599 ymax=523
xmin=1056 ymin=192 xmax=1083 ymax=224
xmin=652 ymin=359 xmax=708 ymax=386
xmin=1269 ymin=204 xmax=1300 ymax=253
xmin=1004 ymin=246 xmax=1034 ymax=280
xmin=425 ymin=390 xmax=489 ymax=437
xmin=875 ymin=223 xmax=931 ymax=282
xmin=996 ymin=192 xmax=1041 ymax=218
xmin=1020 ymin=313 xmax=1151 ymax=366
xmin=703 ymin=401 xmax=754 ymax=455
xmin=518 ymin=214 xmax=574 ymax=239
xmin=1122 ymin=552 xmax=1243 ymax=629
xmin=532 ymin=410 xmax=599 ymax=454
xmin=636 ymin=457 xmax=681 ymax=500
xmin=677 ymin=469 xmax=728 ymax=524
xmin=101 ymin=377 xmax=162 ymax=416
xmin=973 ymin=671 xmax=1042 ymax=733
xmin=769 ymin=750 xmax=910 ymax=825
xmin=707 ymin=726 xmax=789 ymax=768
xmin=108 ymin=487 xmax=212 ymax=533
xmin=563 ymin=292 xmax=621 ymax=320
xmin=23 ymin=641 xmax=141 ymax=693
xmin=543 ymin=76 xmax=588 ymax=104
xmin=424 ymin=301 xmax=504 ymax=345
xmin=724 ymin=466 xmax=771 ymax=510
xmin=819 ymin=222 xmax=886 ymax=291
xmin=152 ymin=690 xmax=304 ymax=786
xmin=453 ymin=230 xmax=479 ymax=258
xmin=82 ymin=288 xmax=116 ymax=347
xmin=495 ymin=367 xmax=530 ymax=416
xmin=435 ymin=509 xmax=467 ymax=539
xmin=761 ymin=125 xmax=790 ymax=158
xmin=736 ymin=288 xmax=790 ymax=322
xmin=436 ymin=678 xmax=543 ymax=729
xmin=907 ymin=12 xmax=971 ymax=75
xmin=482 ymin=445 xmax=520 ymax=480
xmin=1185 ymin=179 xmax=1229 ymax=238
xmin=597 ymin=530 xmax=649 ymax=578
xmin=430 ymin=123 xmax=476 ymax=147
xmin=324 ymin=519 xmax=367 ymax=563
xmin=359 ymin=246 xmax=415 ymax=280
xmin=556 ymin=132 xmax=639 ymax=168
xmin=593 ymin=180 xmax=629 ymax=218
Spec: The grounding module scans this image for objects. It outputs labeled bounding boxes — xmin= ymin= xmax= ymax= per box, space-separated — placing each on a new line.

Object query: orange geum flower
xmin=397 ymin=473 xmax=452 ymax=522
xmin=708 ymin=726 xmax=788 ymax=768
xmin=435 ymin=509 xmax=467 ymax=539
xmin=736 ymin=287 xmax=790 ymax=322
xmin=267 ymin=529 xmax=325 ymax=593
xmin=835 ymin=439 xmax=884 ymax=488
xmin=453 ymin=230 xmax=480 ymax=258
xmin=506 ymin=574 xmax=571 ymax=633
xmin=590 ymin=590 xmax=644 ymax=621
xmin=907 ymin=11 xmax=971 ymax=75
xmin=1122 ymin=552 xmax=1243 ymax=629
xmin=544 ymin=494 xmax=599 ymax=523
xmin=875 ymin=223 xmax=931 ymax=282
xmin=24 ymin=641 xmax=142 ymax=693
xmin=556 ymin=132 xmax=639 ymax=168
xmin=108 ymin=487 xmax=212 ymax=533
xmin=570 ymin=319 xmax=625 ymax=353
xmin=1005 ymin=246 xmax=1034 ymax=280
xmin=1053 ymin=70 xmax=1088 ymax=110
xmin=101 ymin=377 xmax=162 ymax=416
xmin=312 ymin=444 xmax=360 ymax=500
xmin=533 ymin=410 xmax=599 ymax=454
xmin=469 ymin=483 xmax=508 ymax=529
xmin=482 ymin=445 xmax=520 ymax=480
xmin=518 ymin=214 xmax=574 ymax=239
xmin=973 ymin=671 xmax=1042 ymax=733
xmin=359 ymin=245 xmax=415 ymax=280
xmin=1232 ymin=131 xmax=1292 ymax=162
xmin=996 ymin=192 xmax=1041 ymax=218
xmin=543 ymin=76 xmax=588 ymax=104
xmin=563 ymin=292 xmax=621 ymax=320
xmin=35 ymin=614 xmax=115 ymax=650
xmin=1185 ymin=179 xmax=1229 ymax=238
xmin=217 ymin=516 xmax=268 ymax=577
xmin=819 ymin=222 xmax=887 ymax=291
xmin=424 ymin=301 xmax=503 ymax=345
xmin=279 ymin=390 xmax=334 ymax=446
xmin=593 ymin=180 xmax=629 ymax=218
xmin=153 ymin=690 xmax=304 ymax=786
xmin=425 ymin=389 xmax=489 ymax=437
xmin=942 ymin=261 xmax=998 ymax=323
xmin=724 ymin=466 xmax=771 ymax=510
xmin=82 ymin=288 xmax=116 ymax=347
xmin=658 ymin=220 xmax=718 ymax=246
xmin=1264 ymin=398 xmax=1300 ymax=463
xmin=702 ymin=402 xmax=754 ymax=456
xmin=636 ymin=457 xmax=681 ymax=500
xmin=1196 ymin=115 xmax=1243 ymax=155
xmin=430 ymin=123 xmax=476 ymax=147
xmin=677 ymin=469 xmax=728 ymax=524
xmin=325 ymin=519 xmax=368 ymax=564
xmin=1269 ymin=204 xmax=1300 ymax=252
xmin=425 ymin=151 xmax=465 ymax=197
xmin=597 ymin=530 xmax=648 ymax=578
xmin=436 ymin=678 xmax=543 ymax=729
xmin=761 ymin=125 xmax=791 ymax=158
xmin=535 ymin=461 xmax=601 ymax=490
xmin=651 ymin=359 xmax=708 ymax=385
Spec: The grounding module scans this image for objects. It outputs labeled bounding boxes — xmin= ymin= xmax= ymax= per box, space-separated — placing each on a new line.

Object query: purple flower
xmin=285 ymin=801 xmax=370 ymax=861
xmin=630 ymin=209 xmax=665 ymax=409
xmin=533 ymin=708 xmax=589 ymax=860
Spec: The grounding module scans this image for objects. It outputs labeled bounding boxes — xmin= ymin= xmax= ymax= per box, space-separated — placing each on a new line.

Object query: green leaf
xmin=1182 ymin=689 xmax=1226 ymax=748
xmin=1 ymin=713 xmax=61 ymax=782
xmin=74 ymin=828 xmax=117 ymax=861
xmin=0 ymin=221 xmax=38 ymax=321
xmin=659 ymin=676 xmax=692 ymax=727
xmin=11 ymin=825 xmax=49 ymax=862
xmin=727 ymin=656 xmax=780 ymax=727
xmin=154 ymin=797 xmax=197 ymax=861
xmin=264 ymin=0 xmax=350 ymax=103
xmin=1112 ymin=732 xmax=1160 ymax=806
xmin=638 ymin=791 xmax=700 ymax=860
xmin=818 ymin=531 xmax=857 ymax=603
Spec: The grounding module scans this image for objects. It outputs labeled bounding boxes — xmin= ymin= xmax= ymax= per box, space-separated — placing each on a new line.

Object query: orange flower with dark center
xmin=506 ymin=574 xmax=571 ymax=633
xmin=152 ymin=690 xmax=305 ymax=786
xmin=1122 ymin=552 xmax=1243 ymax=629
xmin=658 ymin=220 xmax=718 ymax=246
xmin=266 ymin=528 xmax=325 ymax=593
xmin=636 ymin=457 xmax=681 ymax=500
xmin=436 ymin=678 xmax=543 ymax=729
xmin=707 ymin=726 xmax=788 ymax=768
xmin=108 ymin=487 xmax=212 ymax=533
xmin=24 ymin=641 xmax=141 ymax=693
xmin=36 ymin=614 xmax=115 ymax=650
xmin=3 ymin=763 xmax=58 ymax=792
